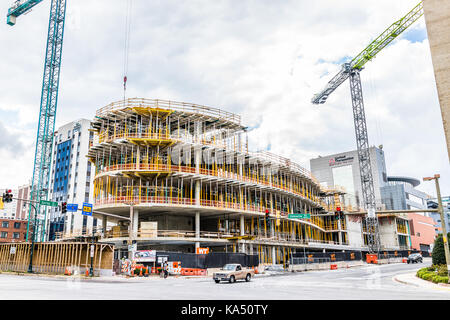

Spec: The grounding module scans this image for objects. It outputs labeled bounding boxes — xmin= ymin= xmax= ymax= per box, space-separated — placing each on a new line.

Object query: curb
xmin=393 ymin=272 xmax=450 ymax=289
xmin=393 ymin=275 xmax=419 ymax=287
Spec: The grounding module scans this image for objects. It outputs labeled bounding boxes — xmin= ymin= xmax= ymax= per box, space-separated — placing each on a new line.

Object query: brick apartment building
xmin=408 ymin=213 xmax=437 ymax=254
xmin=0 ymin=218 xmax=28 ymax=243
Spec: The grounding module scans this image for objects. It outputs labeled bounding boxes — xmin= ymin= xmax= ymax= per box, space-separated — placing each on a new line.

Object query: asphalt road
xmin=0 ymin=259 xmax=448 ymax=300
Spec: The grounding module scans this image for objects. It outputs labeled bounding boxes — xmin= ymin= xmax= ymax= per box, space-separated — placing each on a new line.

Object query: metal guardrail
xmin=290 ymin=257 xmax=331 ymax=265
xmin=96 ymin=98 xmax=242 ymax=126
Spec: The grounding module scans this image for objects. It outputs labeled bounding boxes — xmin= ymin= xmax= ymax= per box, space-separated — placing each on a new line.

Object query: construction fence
xmin=114 ymin=251 xmax=258 ymax=274
xmin=289 ymin=249 xmax=425 ymax=265
xmin=0 ymin=242 xmax=114 ymax=276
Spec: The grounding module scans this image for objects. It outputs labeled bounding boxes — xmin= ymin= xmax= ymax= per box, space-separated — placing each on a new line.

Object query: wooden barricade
xmin=0 ymin=242 xmax=114 ymax=276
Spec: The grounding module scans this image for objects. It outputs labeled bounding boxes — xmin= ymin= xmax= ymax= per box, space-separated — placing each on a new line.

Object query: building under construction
xmin=84 ymin=98 xmax=412 ymax=265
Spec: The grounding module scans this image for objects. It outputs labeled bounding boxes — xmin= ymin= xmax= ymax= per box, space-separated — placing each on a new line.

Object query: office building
xmin=46 ymin=119 xmax=97 ymax=240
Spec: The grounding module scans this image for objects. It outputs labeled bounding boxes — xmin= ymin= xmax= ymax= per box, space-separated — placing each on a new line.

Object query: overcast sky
xmin=0 ymin=0 xmax=448 ymax=199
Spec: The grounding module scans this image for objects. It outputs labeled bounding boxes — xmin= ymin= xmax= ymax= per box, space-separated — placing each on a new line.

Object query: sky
xmin=0 ymin=0 xmax=448 ymax=199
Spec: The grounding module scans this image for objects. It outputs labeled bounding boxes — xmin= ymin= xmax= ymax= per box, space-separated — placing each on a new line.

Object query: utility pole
xmin=423 ymin=174 xmax=450 ymax=283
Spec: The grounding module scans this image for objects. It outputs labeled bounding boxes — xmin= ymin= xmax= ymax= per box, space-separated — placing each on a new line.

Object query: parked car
xmin=213 ymin=264 xmax=254 ymax=283
xmin=407 ymin=253 xmax=423 ymax=264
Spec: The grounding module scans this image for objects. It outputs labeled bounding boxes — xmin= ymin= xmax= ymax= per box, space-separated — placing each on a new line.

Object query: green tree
xmin=432 ymin=232 xmax=450 ymax=265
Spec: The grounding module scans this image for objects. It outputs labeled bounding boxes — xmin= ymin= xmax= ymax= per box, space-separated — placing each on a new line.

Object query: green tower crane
xmin=311 ymin=2 xmax=424 ymax=254
xmin=7 ymin=0 xmax=67 ymax=242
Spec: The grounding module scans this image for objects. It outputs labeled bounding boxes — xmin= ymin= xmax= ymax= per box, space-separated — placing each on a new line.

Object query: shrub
xmin=437 ymin=265 xmax=448 ymax=277
xmin=431 ymin=275 xmax=448 ymax=284
xmin=427 ymin=265 xmax=437 ymax=272
xmin=421 ymin=273 xmax=433 ymax=281
xmin=432 ymin=233 xmax=450 ymax=265
xmin=416 ymin=268 xmax=428 ymax=278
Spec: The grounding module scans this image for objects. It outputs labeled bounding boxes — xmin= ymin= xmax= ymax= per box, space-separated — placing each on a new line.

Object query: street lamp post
xmin=28 ymin=203 xmax=38 ymax=273
xmin=423 ymin=174 xmax=450 ymax=283
xmin=90 ymin=225 xmax=94 ymax=277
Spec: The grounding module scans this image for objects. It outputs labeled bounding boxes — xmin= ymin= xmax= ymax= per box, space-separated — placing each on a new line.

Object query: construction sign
xmin=134 ymin=250 xmax=156 ymax=262
xmin=82 ymin=202 xmax=93 ymax=216
xmin=196 ymin=247 xmax=209 ymax=254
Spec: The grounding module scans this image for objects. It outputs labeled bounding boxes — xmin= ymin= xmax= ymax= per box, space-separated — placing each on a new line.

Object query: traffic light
xmin=265 ymin=209 xmax=270 ymax=224
xmin=335 ymin=206 xmax=341 ymax=214
xmin=2 ymin=190 xmax=13 ymax=203
xmin=61 ymin=202 xmax=67 ymax=214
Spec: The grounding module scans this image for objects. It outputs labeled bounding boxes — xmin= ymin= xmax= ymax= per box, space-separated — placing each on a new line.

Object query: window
xmin=1 ymin=232 xmax=7 ymax=238
xmin=2 ymin=221 xmax=9 ymax=228
xmin=14 ymin=222 xmax=20 ymax=229
xmin=13 ymin=232 xmax=19 ymax=239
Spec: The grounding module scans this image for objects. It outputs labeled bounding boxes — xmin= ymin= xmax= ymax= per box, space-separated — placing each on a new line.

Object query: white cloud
xmin=0 ymin=0 xmax=447 ymax=198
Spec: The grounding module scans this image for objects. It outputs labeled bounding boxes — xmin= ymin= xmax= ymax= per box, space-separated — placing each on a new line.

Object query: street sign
xmin=10 ymin=247 xmax=16 ymax=255
xmin=288 ymin=213 xmax=311 ymax=219
xmin=157 ymin=256 xmax=168 ymax=263
xmin=82 ymin=203 xmax=93 ymax=216
xmin=40 ymin=200 xmax=58 ymax=207
xmin=67 ymin=203 xmax=78 ymax=212
xmin=90 ymin=245 xmax=95 ymax=258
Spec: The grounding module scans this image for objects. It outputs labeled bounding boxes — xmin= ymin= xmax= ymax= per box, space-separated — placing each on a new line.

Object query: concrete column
xmin=195 ymin=212 xmax=200 ymax=251
xmin=136 ymin=145 xmax=140 ymax=169
xmin=238 ymin=157 xmax=243 ymax=178
xmin=240 ymin=215 xmax=246 ymax=253
xmin=128 ymin=206 xmax=135 ymax=260
xmin=249 ymin=244 xmax=254 ymax=255
xmin=291 ymin=221 xmax=295 ymax=242
xmin=272 ymin=246 xmax=276 ymax=265
xmin=102 ymin=216 xmax=107 ymax=238
xmin=195 ymin=181 xmax=201 ymax=206
xmin=270 ymin=194 xmax=274 ymax=238
xmin=133 ymin=209 xmax=139 ymax=238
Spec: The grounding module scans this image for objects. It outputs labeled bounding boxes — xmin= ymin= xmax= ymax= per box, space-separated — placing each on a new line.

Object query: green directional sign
xmin=288 ymin=213 xmax=310 ymax=219
xmin=40 ymin=200 xmax=58 ymax=207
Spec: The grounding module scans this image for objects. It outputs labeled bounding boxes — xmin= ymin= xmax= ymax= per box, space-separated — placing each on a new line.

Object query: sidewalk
xmin=393 ymin=272 xmax=450 ymax=291
xmin=0 ymin=271 xmax=154 ymax=283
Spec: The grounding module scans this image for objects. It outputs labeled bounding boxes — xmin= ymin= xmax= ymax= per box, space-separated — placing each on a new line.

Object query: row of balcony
xmin=93 ymin=162 xmax=353 ymax=211
xmin=53 ymin=228 xmax=349 ymax=246
xmin=93 ymin=195 xmax=346 ymax=232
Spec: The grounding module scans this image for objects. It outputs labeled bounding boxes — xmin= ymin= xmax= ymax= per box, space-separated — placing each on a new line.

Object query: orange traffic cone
xmin=85 ymin=268 xmax=89 ymax=277
xmin=144 ymin=267 xmax=149 ymax=277
xmin=139 ymin=267 xmax=143 ymax=277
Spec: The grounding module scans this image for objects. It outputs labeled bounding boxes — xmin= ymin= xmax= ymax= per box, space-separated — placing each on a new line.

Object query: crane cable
xmin=123 ymin=0 xmax=133 ymax=102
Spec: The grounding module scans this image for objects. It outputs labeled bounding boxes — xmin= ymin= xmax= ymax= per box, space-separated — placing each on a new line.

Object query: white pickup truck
xmin=213 ymin=264 xmax=254 ymax=283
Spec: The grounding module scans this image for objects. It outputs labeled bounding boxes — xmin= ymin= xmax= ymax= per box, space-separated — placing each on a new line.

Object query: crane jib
xmin=311 ymin=2 xmax=423 ymax=104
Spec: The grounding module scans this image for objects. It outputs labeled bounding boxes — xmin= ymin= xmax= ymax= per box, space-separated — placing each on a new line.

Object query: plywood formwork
xmin=0 ymin=242 xmax=114 ymax=276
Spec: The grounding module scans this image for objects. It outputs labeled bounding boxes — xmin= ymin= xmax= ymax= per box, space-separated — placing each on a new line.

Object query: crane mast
xmin=7 ymin=0 xmax=67 ymax=242
xmin=311 ymin=2 xmax=424 ymax=253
